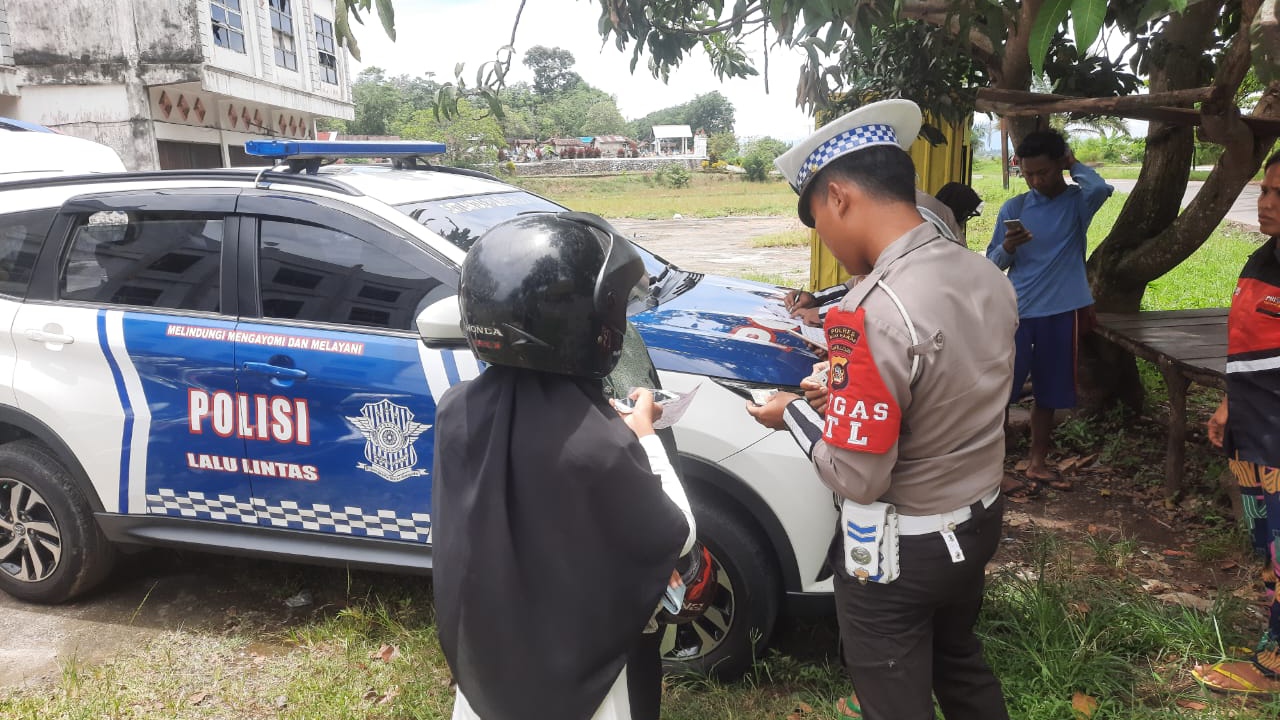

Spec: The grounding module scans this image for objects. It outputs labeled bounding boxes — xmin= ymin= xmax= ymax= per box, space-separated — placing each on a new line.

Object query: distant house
xmin=550 ymin=137 xmax=588 ymax=151
xmin=548 ymin=137 xmax=591 ymax=158
xmin=652 ymin=124 xmax=693 ymax=155
xmin=593 ymin=135 xmax=634 ymax=157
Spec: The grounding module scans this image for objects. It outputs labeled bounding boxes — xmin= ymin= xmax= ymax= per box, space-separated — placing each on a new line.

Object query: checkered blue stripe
xmin=145 ymin=489 xmax=432 ymax=543
xmin=793 ymin=123 xmax=899 ymax=191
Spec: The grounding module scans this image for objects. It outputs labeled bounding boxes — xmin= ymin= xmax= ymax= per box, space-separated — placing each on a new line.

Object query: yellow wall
xmin=807 ymin=114 xmax=972 ymax=289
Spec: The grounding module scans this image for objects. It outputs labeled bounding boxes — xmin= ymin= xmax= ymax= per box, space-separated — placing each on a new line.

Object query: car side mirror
xmin=417 ymin=295 xmax=467 ymax=347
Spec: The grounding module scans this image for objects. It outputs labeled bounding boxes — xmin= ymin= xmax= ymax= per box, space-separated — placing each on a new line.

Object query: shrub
xmin=654 ymin=162 xmax=691 ymax=188
xmin=743 ymin=151 xmax=771 ymax=182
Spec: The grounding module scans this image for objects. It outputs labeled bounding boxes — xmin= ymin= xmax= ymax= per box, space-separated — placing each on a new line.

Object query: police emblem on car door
xmin=347 ymin=399 xmax=431 ymax=483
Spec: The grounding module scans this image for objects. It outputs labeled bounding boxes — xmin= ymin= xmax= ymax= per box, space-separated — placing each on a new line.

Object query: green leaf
xmin=1027 ymin=0 xmax=1072 ymax=77
xmin=1070 ymin=0 xmax=1105 ymax=53
xmin=374 ymin=0 xmax=396 ymax=41
xmin=334 ymin=0 xmax=361 ymax=61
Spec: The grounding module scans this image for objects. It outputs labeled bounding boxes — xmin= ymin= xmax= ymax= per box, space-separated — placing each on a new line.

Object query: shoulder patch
xmin=822 ymin=307 xmax=901 ymax=454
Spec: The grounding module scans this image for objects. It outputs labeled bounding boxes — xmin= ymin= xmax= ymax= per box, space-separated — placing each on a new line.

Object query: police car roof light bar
xmin=245 ymin=140 xmax=448 ymax=175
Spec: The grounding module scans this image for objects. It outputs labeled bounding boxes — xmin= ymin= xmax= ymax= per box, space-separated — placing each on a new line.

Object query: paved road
xmin=1108 ymin=178 xmax=1262 ymax=230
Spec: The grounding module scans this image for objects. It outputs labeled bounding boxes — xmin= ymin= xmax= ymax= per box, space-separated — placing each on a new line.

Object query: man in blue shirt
xmin=987 ymin=130 xmax=1113 ymax=496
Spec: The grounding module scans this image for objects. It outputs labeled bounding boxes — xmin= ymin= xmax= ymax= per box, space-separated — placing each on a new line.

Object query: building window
xmin=210 ymin=0 xmax=246 ymax=53
xmin=315 ymin=16 xmax=338 ymax=84
xmin=269 ymin=0 xmax=297 ymax=71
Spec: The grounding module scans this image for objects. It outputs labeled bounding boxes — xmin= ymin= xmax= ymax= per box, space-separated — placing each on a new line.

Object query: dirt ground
xmin=611 ymin=216 xmax=811 ymax=285
xmin=0 ymin=217 xmax=1257 ymax=692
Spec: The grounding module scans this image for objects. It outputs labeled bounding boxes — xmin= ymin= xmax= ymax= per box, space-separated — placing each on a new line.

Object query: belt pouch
xmin=841 ymin=499 xmax=900 ymax=584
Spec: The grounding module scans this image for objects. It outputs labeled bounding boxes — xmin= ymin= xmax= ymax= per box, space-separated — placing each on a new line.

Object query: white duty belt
xmin=896 ymin=486 xmax=1001 ymax=537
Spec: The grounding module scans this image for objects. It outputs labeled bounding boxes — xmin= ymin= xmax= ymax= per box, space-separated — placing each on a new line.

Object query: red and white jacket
xmin=1227 ymin=237 xmax=1280 ymax=468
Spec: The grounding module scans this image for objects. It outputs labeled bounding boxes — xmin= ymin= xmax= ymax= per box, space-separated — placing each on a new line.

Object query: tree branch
xmin=986 ymin=87 xmax=1217 ymax=116
xmin=651 ymin=4 xmax=767 ymax=37
xmin=914 ymin=11 xmax=996 ymax=57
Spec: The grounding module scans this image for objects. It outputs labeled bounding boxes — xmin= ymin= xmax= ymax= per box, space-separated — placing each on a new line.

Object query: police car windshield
xmin=395 ymin=192 xmax=671 ymax=279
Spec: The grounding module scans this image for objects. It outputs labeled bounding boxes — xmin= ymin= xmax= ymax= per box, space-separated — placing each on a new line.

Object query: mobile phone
xmin=662 ymin=578 xmax=687 ymax=615
xmin=1003 ymin=218 xmax=1026 ymax=234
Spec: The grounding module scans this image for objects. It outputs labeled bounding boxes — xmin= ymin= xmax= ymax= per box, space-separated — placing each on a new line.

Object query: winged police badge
xmin=346 ymin=399 xmax=431 ymax=482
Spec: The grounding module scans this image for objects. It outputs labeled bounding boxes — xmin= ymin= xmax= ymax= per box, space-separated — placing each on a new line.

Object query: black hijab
xmin=432 ymin=365 xmax=689 ymax=720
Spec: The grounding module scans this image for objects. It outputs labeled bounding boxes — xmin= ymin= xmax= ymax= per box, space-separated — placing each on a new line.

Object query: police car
xmin=0 ymin=141 xmax=835 ymax=678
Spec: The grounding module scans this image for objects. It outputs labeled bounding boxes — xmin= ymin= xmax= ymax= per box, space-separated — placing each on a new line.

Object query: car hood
xmin=631 ymin=273 xmax=820 ymax=385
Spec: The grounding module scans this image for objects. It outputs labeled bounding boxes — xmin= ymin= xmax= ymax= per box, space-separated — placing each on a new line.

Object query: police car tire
xmin=0 ymin=440 xmax=116 ymax=604
xmin=663 ymin=499 xmax=780 ymax=680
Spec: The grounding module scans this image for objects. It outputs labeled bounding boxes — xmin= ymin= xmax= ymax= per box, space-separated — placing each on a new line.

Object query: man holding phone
xmin=986 ymin=130 xmax=1113 ymax=497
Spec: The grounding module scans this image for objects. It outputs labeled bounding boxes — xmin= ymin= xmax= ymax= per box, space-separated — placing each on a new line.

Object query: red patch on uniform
xmin=1230 ymin=278 xmax=1280 ymax=353
xmin=821 ymin=307 xmax=901 ymax=454
xmin=1258 ymin=294 xmax=1280 ymax=318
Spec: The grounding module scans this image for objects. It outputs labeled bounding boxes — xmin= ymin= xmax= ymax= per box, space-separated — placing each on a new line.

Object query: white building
xmin=0 ymin=0 xmax=354 ymax=170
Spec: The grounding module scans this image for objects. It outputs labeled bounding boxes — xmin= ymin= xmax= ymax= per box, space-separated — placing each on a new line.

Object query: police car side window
xmin=0 ymin=208 xmax=57 ymax=298
xmin=257 ymin=218 xmax=452 ymax=331
xmin=60 ymin=212 xmax=223 ymax=312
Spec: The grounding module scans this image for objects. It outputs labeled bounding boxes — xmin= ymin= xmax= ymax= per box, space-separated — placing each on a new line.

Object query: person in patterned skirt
xmin=1194 ymin=152 xmax=1280 ymax=694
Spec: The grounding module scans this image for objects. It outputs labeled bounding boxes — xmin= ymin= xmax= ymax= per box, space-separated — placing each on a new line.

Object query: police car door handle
xmin=24 ymin=329 xmax=74 ymax=346
xmin=242 ymin=362 xmax=308 ymax=380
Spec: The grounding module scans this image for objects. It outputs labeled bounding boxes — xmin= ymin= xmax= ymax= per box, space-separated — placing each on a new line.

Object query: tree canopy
xmin=524 ymin=45 xmax=582 ymax=95
xmin=629 ymin=91 xmax=736 ymax=139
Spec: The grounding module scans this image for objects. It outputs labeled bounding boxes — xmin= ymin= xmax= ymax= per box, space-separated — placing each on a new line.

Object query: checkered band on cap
xmin=793 ymin=123 xmax=900 ymax=191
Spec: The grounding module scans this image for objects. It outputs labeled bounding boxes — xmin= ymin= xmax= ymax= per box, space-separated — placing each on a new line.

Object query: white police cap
xmin=775 ymin=99 xmax=922 ymax=227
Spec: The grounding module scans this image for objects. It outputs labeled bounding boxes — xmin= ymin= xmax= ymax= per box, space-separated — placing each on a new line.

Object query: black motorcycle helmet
xmin=459 ymin=212 xmax=647 ymax=379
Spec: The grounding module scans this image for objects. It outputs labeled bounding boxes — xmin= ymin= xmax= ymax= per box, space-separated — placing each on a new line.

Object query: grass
xmin=512 ymin=172 xmax=797 ymax=219
xmin=749 ymin=229 xmax=810 ymax=248
xmin=4 ymin=535 xmax=1273 ymax=719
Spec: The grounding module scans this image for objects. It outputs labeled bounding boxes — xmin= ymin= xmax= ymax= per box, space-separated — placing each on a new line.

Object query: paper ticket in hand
xmin=614 ymin=385 xmax=701 ymax=429
xmin=788 ymin=323 xmax=828 ymax=349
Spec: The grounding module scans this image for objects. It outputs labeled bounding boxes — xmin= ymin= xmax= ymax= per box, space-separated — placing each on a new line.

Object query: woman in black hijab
xmin=432 ymin=212 xmax=695 ymax=720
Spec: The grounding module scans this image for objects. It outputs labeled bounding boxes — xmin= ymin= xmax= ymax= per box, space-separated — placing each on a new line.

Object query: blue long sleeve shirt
xmin=986 ymin=163 xmax=1113 ymax=319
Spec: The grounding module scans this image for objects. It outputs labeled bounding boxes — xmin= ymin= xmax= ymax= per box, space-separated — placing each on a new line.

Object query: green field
xmin=512 ymin=172 xmax=797 ymax=219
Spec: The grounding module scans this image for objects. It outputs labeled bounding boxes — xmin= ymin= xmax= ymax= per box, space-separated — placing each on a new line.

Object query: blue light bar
xmin=245 ymin=139 xmax=447 ymax=160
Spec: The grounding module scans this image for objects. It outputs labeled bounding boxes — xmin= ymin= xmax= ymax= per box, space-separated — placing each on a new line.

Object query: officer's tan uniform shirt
xmin=802 ymin=222 xmax=1018 ymax=516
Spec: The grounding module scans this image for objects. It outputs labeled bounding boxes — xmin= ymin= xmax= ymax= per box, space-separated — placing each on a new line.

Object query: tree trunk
xmin=1078 ymin=0 xmax=1230 ymax=414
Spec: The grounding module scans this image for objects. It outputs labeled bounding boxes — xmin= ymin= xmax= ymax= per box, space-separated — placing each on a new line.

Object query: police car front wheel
xmin=0 ymin=440 xmax=115 ymax=604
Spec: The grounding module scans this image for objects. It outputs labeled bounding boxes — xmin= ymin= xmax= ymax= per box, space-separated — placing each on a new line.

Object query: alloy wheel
xmin=0 ymin=478 xmax=63 ymax=583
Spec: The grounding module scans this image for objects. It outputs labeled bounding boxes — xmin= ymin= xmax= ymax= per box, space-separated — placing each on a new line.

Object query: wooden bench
xmin=1094 ymin=309 xmax=1227 ymax=496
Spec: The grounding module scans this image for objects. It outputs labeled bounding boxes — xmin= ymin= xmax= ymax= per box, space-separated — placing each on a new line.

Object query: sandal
xmin=836 ymin=694 xmax=862 ymax=718
xmin=1028 ymin=468 xmax=1073 ymax=492
xmin=1192 ymin=661 xmax=1280 ymax=695
xmin=1001 ymin=473 xmax=1042 ymax=499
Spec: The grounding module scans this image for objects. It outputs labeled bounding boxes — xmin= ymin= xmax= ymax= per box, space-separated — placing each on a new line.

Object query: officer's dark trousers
xmin=830 ymin=497 xmax=1009 ymax=720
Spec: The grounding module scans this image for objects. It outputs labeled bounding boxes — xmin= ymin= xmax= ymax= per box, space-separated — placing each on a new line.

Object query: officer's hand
xmin=613 ymin=389 xmax=662 ymax=438
xmin=800 ymin=370 xmax=829 ymax=415
xmin=1003 ymin=225 xmax=1033 ymax=251
xmin=1062 ymin=147 xmax=1077 ymax=170
xmin=1208 ymin=396 xmax=1228 ymax=448
xmin=784 ymin=290 xmax=817 ymax=312
xmin=745 ymin=392 xmax=799 ymax=430
xmin=792 ymin=307 xmax=823 ymax=327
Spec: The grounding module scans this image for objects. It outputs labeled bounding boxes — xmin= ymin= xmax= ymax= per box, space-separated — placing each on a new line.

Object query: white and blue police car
xmin=0 ymin=140 xmax=836 ymax=677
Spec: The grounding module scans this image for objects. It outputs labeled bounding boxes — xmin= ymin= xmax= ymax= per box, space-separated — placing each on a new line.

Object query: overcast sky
xmin=348 ymin=0 xmax=816 ymax=142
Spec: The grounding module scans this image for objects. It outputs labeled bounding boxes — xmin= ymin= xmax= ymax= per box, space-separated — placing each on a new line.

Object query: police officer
xmin=747 ymin=100 xmax=1017 ymax=720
